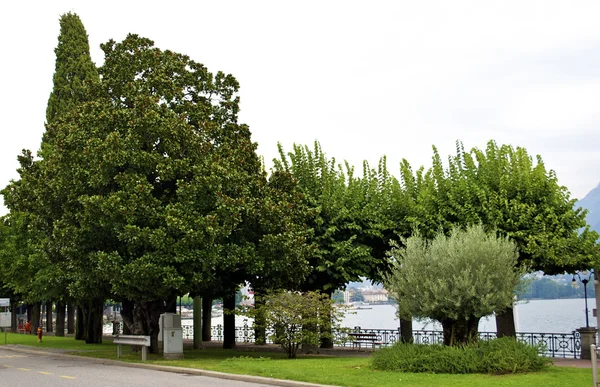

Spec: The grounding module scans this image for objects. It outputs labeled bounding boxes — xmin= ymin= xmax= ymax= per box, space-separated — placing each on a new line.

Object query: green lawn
xmin=0 ymin=332 xmax=113 ymax=351
xmin=0 ymin=333 xmax=593 ymax=387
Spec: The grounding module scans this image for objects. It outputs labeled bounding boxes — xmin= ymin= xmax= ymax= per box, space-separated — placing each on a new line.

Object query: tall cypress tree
xmin=3 ymin=13 xmax=100 ymax=342
xmin=45 ymin=12 xmax=99 ymax=339
xmin=46 ymin=12 xmax=98 ymax=124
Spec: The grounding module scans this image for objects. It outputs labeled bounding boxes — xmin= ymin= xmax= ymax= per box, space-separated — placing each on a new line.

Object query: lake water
xmin=104 ymin=298 xmax=597 ymax=334
xmin=192 ymin=298 xmax=598 ymax=334
xmin=339 ymin=298 xmax=598 ymax=333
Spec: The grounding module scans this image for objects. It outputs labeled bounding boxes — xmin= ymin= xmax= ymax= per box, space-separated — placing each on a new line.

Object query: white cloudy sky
xmin=1 ymin=1 xmax=600 ymax=215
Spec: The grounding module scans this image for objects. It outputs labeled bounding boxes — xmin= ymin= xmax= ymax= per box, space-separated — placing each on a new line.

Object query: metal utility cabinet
xmin=159 ymin=313 xmax=183 ymax=359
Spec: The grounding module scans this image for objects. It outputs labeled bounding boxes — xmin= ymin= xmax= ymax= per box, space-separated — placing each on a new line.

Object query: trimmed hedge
xmin=371 ymin=337 xmax=552 ymax=374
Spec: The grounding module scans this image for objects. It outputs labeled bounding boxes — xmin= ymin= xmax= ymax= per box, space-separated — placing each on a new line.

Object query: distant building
xmin=343 ymin=290 xmax=351 ymax=304
xmin=363 ymin=289 xmax=389 ymax=303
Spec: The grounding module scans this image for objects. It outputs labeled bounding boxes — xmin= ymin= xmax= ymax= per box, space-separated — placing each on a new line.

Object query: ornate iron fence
xmin=109 ymin=320 xmax=584 ymax=359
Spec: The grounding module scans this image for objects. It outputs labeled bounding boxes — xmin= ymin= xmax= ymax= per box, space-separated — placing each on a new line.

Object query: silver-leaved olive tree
xmin=383 ymin=224 xmax=525 ymax=346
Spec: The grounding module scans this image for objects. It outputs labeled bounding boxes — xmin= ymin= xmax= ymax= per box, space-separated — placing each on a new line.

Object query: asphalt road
xmin=0 ymin=348 xmax=273 ymax=387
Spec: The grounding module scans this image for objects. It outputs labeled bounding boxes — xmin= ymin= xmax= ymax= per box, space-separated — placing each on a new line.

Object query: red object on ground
xmin=37 ymin=326 xmax=42 ymax=342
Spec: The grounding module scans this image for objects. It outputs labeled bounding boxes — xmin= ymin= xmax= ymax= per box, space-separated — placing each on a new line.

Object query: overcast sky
xmin=1 ymin=1 xmax=600 ymax=215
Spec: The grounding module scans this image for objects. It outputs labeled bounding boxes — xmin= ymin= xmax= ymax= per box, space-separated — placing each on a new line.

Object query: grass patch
xmin=0 ymin=333 xmax=592 ymax=386
xmin=0 ymin=332 xmax=113 ymax=352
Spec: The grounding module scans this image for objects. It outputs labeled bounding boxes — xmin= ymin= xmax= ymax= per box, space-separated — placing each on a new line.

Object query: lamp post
xmin=572 ymin=269 xmax=595 ymax=328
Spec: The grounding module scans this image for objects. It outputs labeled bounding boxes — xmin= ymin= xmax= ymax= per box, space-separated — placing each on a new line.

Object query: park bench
xmin=113 ymin=334 xmax=151 ymax=361
xmin=348 ymin=332 xmax=382 ymax=349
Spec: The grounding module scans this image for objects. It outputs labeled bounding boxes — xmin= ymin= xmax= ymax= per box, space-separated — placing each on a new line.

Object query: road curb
xmin=1 ymin=345 xmax=340 ymax=387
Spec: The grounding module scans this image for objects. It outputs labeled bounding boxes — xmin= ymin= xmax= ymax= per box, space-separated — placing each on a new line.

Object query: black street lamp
xmin=572 ymin=269 xmax=595 ymax=328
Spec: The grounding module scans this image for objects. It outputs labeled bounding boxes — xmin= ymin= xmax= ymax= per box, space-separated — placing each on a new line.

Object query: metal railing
xmin=109 ymin=320 xmax=584 ymax=359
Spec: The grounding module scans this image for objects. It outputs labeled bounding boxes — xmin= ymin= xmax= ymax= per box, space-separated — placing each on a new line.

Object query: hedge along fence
xmin=371 ymin=338 xmax=552 ymax=374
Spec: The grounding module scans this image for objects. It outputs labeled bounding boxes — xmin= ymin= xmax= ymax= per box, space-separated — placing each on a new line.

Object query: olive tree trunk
xmin=495 ymin=308 xmax=516 ymax=338
xmin=400 ymin=317 xmax=413 ymax=343
xmin=441 ymin=316 xmax=480 ymax=346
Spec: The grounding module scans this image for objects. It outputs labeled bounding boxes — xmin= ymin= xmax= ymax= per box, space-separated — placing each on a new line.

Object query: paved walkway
xmin=1 ymin=338 xmax=594 ymax=387
xmin=552 ymin=357 xmax=599 ymax=368
xmin=188 ymin=340 xmax=381 ymax=357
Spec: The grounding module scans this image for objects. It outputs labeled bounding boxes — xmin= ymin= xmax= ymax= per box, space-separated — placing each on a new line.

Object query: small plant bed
xmin=371 ymin=338 xmax=552 ymax=374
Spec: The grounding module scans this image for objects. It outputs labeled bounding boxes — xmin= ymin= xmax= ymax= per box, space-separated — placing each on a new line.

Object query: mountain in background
xmin=578 ymin=182 xmax=600 ymax=233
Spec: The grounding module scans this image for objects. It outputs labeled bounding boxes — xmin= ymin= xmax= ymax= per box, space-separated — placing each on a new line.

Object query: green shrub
xmin=371 ymin=338 xmax=552 ymax=374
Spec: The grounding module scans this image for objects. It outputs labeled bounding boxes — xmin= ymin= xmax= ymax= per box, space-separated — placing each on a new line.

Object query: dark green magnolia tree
xmin=1 ymin=151 xmax=77 ymax=336
xmin=192 ymin=170 xmax=312 ymax=348
xmin=384 ymin=225 xmax=525 ymax=346
xmin=0 ymin=216 xmax=25 ymax=331
xmin=246 ymin=171 xmax=312 ymax=344
xmin=43 ymin=33 xmax=298 ymax=353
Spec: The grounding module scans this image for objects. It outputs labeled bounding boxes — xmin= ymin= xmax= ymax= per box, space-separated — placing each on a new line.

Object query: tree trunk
xmin=67 ymin=302 xmax=75 ymax=334
xmin=55 ymin=302 xmax=66 ymax=337
xmin=133 ymin=300 xmax=166 ymax=354
xmin=301 ymin=317 xmax=318 ymax=354
xmin=202 ymin=297 xmax=212 ymax=341
xmin=31 ymin=302 xmax=41 ymax=334
xmin=81 ymin=299 xmax=104 ymax=344
xmin=253 ymin=291 xmax=266 ymax=345
xmin=166 ymin=297 xmax=177 ymax=314
xmin=223 ymin=292 xmax=236 ymax=349
xmin=45 ymin=301 xmax=53 ymax=333
xmin=121 ymin=299 xmax=135 ymax=335
xmin=441 ymin=316 xmax=480 ymax=346
xmin=495 ymin=308 xmax=516 ymax=338
xmin=75 ymin=305 xmax=85 ymax=340
xmin=320 ymin=291 xmax=333 ymax=348
xmin=193 ymin=296 xmax=202 ymax=349
xmin=400 ymin=317 xmax=413 ymax=343
xmin=10 ymin=300 xmax=18 ymax=332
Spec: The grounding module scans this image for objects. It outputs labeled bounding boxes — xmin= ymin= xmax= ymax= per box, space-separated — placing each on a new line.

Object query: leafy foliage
xmin=46 ymin=12 xmax=99 ymax=126
xmin=244 ymin=290 xmax=345 ymax=358
xmin=427 ymin=141 xmax=599 ymax=274
xmin=371 ymin=338 xmax=552 ymax=374
xmin=383 ymin=224 xmax=524 ymax=345
xmin=273 ymin=142 xmax=395 ymax=292
xmin=1 ymin=13 xmax=100 ymax=313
